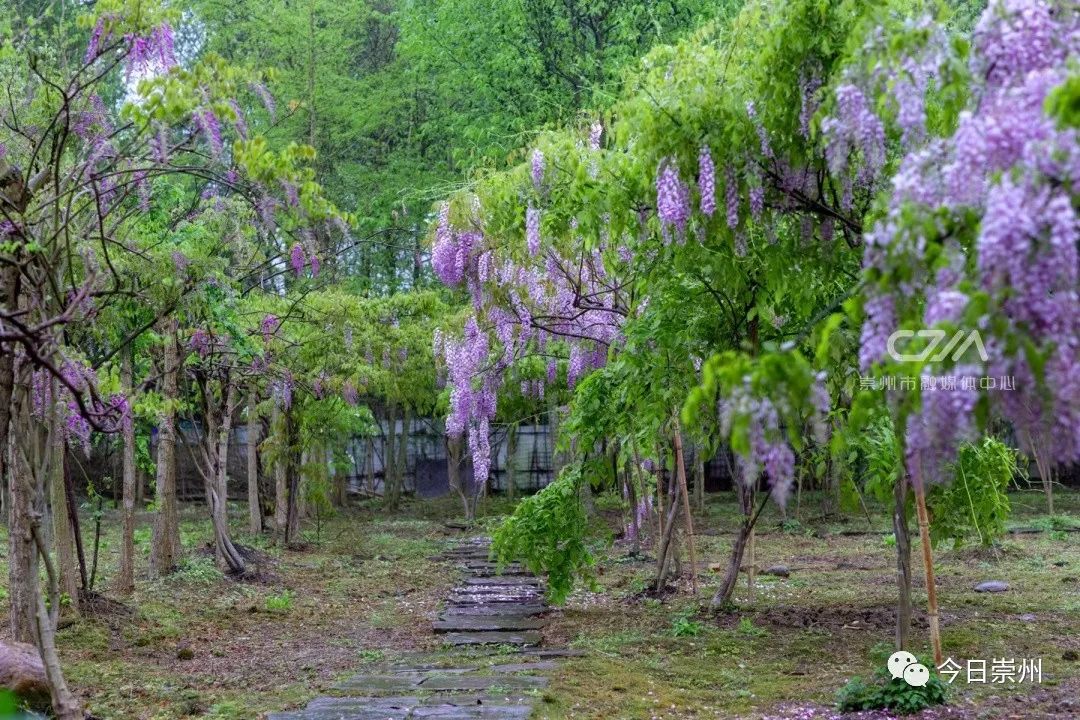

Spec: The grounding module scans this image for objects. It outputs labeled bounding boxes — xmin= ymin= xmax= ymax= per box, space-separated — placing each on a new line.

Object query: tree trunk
xmin=366 ymin=436 xmax=375 ymax=495
xmin=383 ymin=406 xmax=398 ymax=509
xmin=284 ymin=409 xmax=301 ymax=546
xmin=711 ymin=480 xmax=756 ymax=609
xmin=580 ymin=473 xmax=596 ymax=516
xmin=151 ymin=321 xmax=181 ymax=576
xmin=1026 ymin=435 xmax=1054 ymax=515
xmin=8 ymin=427 xmax=38 ymax=643
xmin=506 ymin=424 xmax=518 ymax=501
xmin=447 ymin=436 xmax=472 ymax=520
xmin=548 ymin=402 xmax=563 ymax=478
xmin=247 ymin=388 xmax=262 ymax=534
xmin=209 ymin=384 xmax=245 ymax=573
xmin=331 ymin=446 xmax=345 ymax=506
xmin=34 ymin=585 xmax=82 ymax=720
xmin=396 ymin=406 xmax=409 ymax=504
xmin=49 ymin=399 xmax=79 ymax=605
xmin=0 ymin=266 xmax=18 ymax=522
xmin=893 ymin=475 xmax=913 ymax=650
xmin=0 ymin=346 xmax=13 ymax=523
xmin=272 ymin=397 xmax=288 ymax=536
xmin=117 ymin=349 xmax=136 ymax=593
xmin=654 ymin=467 xmax=682 ymax=590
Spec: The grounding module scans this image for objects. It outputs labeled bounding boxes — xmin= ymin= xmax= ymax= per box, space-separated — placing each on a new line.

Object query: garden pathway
xmin=269 ymin=537 xmax=578 ymax=719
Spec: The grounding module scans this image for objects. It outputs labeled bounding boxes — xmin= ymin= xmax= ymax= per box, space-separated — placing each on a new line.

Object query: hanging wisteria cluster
xmin=30 ymin=360 xmax=131 ymax=453
xmin=432 ymin=176 xmax=627 ymax=483
xmin=855 ymin=0 xmax=1080 ymax=481
xmin=718 ymin=373 xmax=830 ymax=506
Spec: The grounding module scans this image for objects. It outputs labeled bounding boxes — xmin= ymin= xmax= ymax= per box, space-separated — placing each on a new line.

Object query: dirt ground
xmin=1 ymin=489 xmax=1078 ymax=719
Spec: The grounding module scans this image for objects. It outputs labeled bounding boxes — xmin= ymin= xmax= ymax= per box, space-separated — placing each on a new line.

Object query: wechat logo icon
xmin=888 ymin=651 xmax=930 ymax=687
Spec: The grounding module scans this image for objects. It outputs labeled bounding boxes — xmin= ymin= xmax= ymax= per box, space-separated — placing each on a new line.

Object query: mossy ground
xmin=0 ymin=490 xmax=1077 ymax=719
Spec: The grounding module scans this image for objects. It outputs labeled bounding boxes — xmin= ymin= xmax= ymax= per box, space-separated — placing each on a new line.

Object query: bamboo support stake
xmin=747 ymin=525 xmax=756 ymax=603
xmin=673 ymin=422 xmax=698 ymax=595
xmin=913 ymin=472 xmax=942 ymax=667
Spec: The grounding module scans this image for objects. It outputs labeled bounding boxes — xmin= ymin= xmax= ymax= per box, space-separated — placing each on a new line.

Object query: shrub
xmin=671 ymin=611 xmax=702 ymax=637
xmin=173 ymin=557 xmax=224 ymax=585
xmin=836 ymin=667 xmax=947 ymax=714
xmin=492 ymin=465 xmax=594 ymax=603
xmin=930 ymin=437 xmax=1019 ymax=548
xmin=265 ymin=590 xmax=294 ymax=613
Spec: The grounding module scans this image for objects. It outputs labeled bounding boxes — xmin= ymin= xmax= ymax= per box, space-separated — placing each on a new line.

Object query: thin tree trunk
xmin=673 ymin=425 xmax=698 ymax=595
xmin=893 ymin=475 xmax=913 ymax=650
xmin=711 ymin=480 xmax=761 ymax=609
xmin=1026 ymin=435 xmax=1054 ymax=515
xmin=0 ymin=346 xmax=13 ymax=521
xmin=247 ymin=387 xmax=262 ymax=534
xmin=49 ymin=397 xmax=79 ymax=604
xmin=8 ymin=425 xmax=38 ymax=642
xmin=913 ymin=471 xmax=942 ymax=666
xmin=396 ymin=406 xmax=409 ymax=505
xmin=366 ymin=435 xmax=376 ymax=494
xmin=151 ymin=321 xmax=181 ymax=576
xmin=654 ymin=466 xmax=682 ymax=590
xmin=580 ymin=472 xmax=596 ymax=516
xmin=447 ymin=436 xmax=471 ymax=520
xmin=0 ymin=266 xmax=18 ymax=520
xmin=330 ymin=446 xmax=345 ymax=506
xmin=548 ymin=401 xmax=562 ymax=478
xmin=118 ymin=349 xmax=136 ymax=593
xmin=209 ymin=383 xmax=245 ymax=573
xmin=284 ymin=409 xmax=300 ymax=546
xmin=506 ymin=424 xmax=518 ymax=501
xmin=272 ymin=397 xmax=287 ymax=536
xmin=625 ymin=458 xmax=640 ymax=554
xmin=34 ymin=582 xmax=82 ymax=720
xmin=384 ymin=405 xmax=398 ymax=509
xmin=30 ymin=519 xmax=82 ymax=719
xmin=747 ymin=525 xmax=757 ymax=602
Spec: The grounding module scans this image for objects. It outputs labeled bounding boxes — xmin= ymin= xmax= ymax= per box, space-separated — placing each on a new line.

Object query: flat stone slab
xmin=486 ymin=661 xmax=558 ymax=673
xmin=419 ymin=674 xmax=549 ymax=691
xmin=464 ymin=576 xmax=542 ymax=587
xmin=335 ymin=674 xmax=422 ymax=692
xmin=269 ymin=695 xmax=417 ymax=720
xmin=518 ymin=648 xmax=586 ymax=658
xmin=441 ymin=603 xmax=547 ymax=617
xmin=411 ymin=705 xmax=532 ymax=719
xmin=449 ymin=586 xmax=537 ymax=594
xmin=447 ymin=593 xmax=540 ymax=606
xmin=463 ymin=562 xmax=527 ymax=573
xmin=271 ymin=694 xmax=535 ymax=720
xmin=442 ymin=631 xmax=542 ymax=647
xmin=433 ymin=616 xmax=546 ymax=633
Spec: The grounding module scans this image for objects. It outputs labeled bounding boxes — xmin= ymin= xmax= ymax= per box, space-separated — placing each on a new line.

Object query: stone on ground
xmin=974 ymin=580 xmax=1010 ymax=592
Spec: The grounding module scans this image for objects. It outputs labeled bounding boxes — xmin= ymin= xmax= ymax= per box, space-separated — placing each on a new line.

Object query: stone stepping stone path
xmin=269 ymin=537 xmax=571 ymax=720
